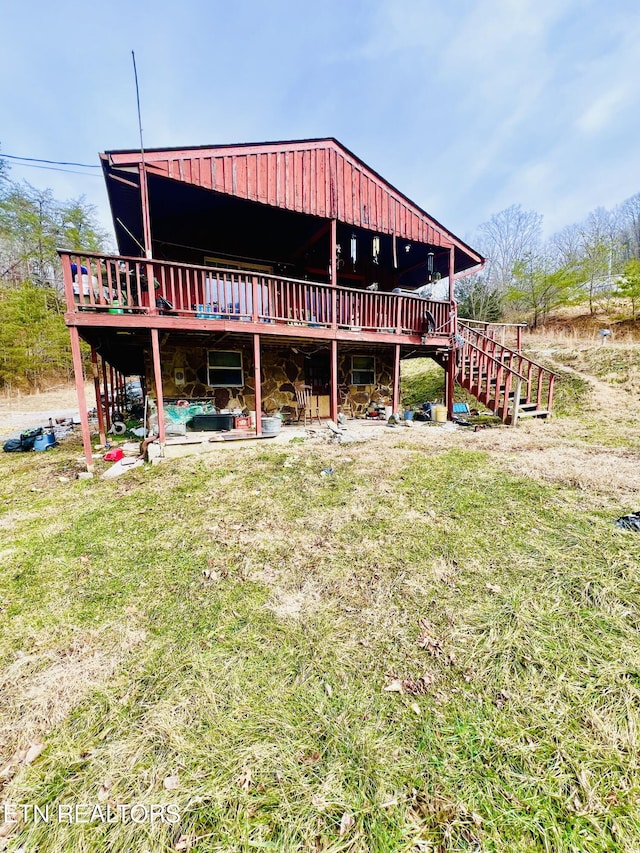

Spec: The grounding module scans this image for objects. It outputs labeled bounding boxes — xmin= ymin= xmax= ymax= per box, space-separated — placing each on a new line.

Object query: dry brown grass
xmin=0 ymin=625 xmax=146 ymax=785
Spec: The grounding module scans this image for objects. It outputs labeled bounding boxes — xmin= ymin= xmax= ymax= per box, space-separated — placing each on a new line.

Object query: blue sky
xmin=2 ymin=0 xmax=639 ymax=245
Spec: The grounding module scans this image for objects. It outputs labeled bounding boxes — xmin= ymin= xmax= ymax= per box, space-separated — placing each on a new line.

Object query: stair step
xmin=519 ymin=402 xmax=541 ymax=412
xmin=515 ymin=409 xmax=550 ymax=419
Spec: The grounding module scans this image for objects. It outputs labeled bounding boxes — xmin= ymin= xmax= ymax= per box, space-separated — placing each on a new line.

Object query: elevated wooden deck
xmin=59 ymin=251 xmax=453 ymax=347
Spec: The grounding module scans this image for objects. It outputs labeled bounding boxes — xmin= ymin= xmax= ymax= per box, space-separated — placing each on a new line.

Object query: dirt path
xmin=0 ymin=384 xmax=93 ymax=438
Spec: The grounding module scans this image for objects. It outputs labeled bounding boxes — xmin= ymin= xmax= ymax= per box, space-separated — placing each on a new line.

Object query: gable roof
xmin=102 ymin=137 xmax=482 ymax=268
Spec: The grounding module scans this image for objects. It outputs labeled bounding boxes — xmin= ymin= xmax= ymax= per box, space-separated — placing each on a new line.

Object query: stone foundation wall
xmin=145 ymin=344 xmax=396 ymax=414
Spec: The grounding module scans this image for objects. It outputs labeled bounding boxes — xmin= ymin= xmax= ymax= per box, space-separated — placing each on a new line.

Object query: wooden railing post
xmin=536 ymin=367 xmax=543 ymax=410
xmin=548 ymin=374 xmax=555 ymax=415
xmin=252 ymin=275 xmax=259 ymax=322
xmin=512 ymin=379 xmax=522 ymax=426
xmin=61 ymin=253 xmax=76 ymax=312
xmin=501 ymin=370 xmax=512 ymax=422
xmin=147 ymin=261 xmax=157 ymax=315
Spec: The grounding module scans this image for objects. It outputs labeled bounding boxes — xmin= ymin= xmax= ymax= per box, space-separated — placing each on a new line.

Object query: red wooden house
xmin=60 ymin=138 xmax=555 ymax=468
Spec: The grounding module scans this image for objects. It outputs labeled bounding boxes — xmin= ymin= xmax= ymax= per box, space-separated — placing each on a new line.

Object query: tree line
xmin=0 ymin=150 xmax=109 ymax=392
xmin=456 ymin=195 xmax=640 ymax=327
xmin=1 ymin=143 xmax=640 ymax=392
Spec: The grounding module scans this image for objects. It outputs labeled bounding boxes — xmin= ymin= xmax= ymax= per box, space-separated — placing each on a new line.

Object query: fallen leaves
xmin=494 ymin=689 xmax=511 ymax=709
xmin=417 ymin=620 xmax=444 ymax=657
xmin=384 ymin=672 xmax=436 ymax=696
xmin=238 ymin=767 xmax=252 ymax=791
xmin=23 ymin=742 xmax=44 ymax=764
xmin=297 ymin=750 xmax=322 ymax=766
xmin=97 ymin=782 xmax=111 ymax=802
xmin=339 ymin=811 xmax=355 ymax=837
xmin=0 ymin=741 xmax=44 ymax=784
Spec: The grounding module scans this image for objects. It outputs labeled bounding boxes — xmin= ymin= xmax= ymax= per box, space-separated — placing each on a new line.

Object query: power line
xmin=0 ymin=153 xmax=101 ymax=168
xmin=0 ymin=161 xmax=101 ymax=177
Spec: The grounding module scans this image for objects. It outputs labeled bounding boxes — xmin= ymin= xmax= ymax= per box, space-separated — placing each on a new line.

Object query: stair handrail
xmin=459 ymin=323 xmax=557 ymax=418
xmin=460 ymin=338 xmax=526 ymax=422
xmin=461 ymin=339 xmax=526 ymax=380
xmin=459 ymin=322 xmax=559 ymax=377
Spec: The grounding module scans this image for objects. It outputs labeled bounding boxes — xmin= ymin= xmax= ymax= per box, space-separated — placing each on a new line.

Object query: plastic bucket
xmin=433 ymin=405 xmax=447 ymax=423
xmin=34 ymin=433 xmax=56 ymax=451
xmin=261 ymin=416 xmax=282 ymax=436
xmin=403 ymin=410 xmax=414 ymax=421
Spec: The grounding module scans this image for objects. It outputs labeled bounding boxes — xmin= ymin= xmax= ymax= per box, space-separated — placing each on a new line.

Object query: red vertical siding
xmin=112 ymin=139 xmax=474 ymax=260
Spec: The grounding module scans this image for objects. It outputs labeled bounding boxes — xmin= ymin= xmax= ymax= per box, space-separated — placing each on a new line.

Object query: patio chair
xmin=294 ymin=384 xmax=321 ymax=427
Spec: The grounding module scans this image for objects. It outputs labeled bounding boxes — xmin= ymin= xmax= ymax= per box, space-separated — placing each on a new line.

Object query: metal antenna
xmin=132 ymin=50 xmax=146 ymax=168
xmin=131 ymin=50 xmax=152 ymax=258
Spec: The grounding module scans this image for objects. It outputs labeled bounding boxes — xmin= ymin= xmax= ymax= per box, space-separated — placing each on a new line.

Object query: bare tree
xmin=477 ymin=204 xmax=543 ymax=295
xmin=619 ymin=192 xmax=640 ymax=259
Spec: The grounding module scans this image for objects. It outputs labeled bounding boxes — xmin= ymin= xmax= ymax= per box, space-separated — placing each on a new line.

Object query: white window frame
xmin=208 ymin=350 xmax=244 ymax=388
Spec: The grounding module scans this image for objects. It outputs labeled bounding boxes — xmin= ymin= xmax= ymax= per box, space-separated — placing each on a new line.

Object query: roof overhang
xmin=102 ymin=138 xmax=484 ymax=274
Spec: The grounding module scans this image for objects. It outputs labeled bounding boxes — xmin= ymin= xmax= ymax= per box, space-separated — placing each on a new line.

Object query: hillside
xmin=1 ymin=334 xmax=640 ymax=852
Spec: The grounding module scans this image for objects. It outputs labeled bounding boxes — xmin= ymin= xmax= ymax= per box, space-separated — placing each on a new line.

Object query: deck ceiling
xmin=79 ymin=326 xmax=436 ymax=376
xmin=102 ymin=138 xmax=483 ymax=275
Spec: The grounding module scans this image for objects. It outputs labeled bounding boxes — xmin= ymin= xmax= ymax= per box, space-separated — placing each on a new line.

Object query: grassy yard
xmin=2 ymin=356 xmax=640 ymax=852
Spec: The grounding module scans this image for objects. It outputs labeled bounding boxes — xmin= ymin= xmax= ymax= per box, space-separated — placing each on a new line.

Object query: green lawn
xmin=1 ymin=381 xmax=640 ymax=851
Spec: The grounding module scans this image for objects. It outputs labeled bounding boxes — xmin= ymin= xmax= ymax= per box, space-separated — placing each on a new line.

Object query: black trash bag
xmin=615 ymin=512 xmax=640 ymax=532
xmin=3 ymin=438 xmax=24 ymax=452
xmin=20 ymin=427 xmax=43 ymax=451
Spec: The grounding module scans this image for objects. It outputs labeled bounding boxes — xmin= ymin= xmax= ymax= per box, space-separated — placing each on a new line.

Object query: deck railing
xmin=59 ymin=251 xmax=452 ymax=338
xmin=458 ymin=318 xmax=527 ymax=351
xmin=459 ymin=323 xmax=557 ymax=415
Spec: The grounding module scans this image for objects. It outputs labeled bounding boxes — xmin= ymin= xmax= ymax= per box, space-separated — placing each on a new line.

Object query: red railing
xmin=459 ymin=323 xmax=557 ymax=417
xmin=59 ymin=251 xmax=452 ymax=338
xmin=458 ymin=318 xmax=527 ymax=351
xmin=457 ymin=339 xmax=526 ymax=421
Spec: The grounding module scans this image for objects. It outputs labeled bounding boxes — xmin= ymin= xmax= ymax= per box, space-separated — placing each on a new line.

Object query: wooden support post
xmin=516 ymin=325 xmax=523 ymax=351
xmin=253 ymin=333 xmax=262 ymax=436
xmin=150 ymin=329 xmax=166 ymax=448
xmin=330 ymin=219 xmax=338 ymax=330
xmin=448 ymin=246 xmax=456 ymax=335
xmin=446 ymin=354 xmax=456 ymax=420
xmin=102 ymin=359 xmax=111 ymax=430
xmin=109 ymin=365 xmax=115 ymax=417
xmin=447 ymin=246 xmax=457 ymax=419
xmin=91 ymin=347 xmax=106 ymax=446
xmin=392 ymin=344 xmax=401 ymax=414
xmin=69 ymin=327 xmax=94 ymax=472
xmin=330 ymin=339 xmax=338 ymax=422
xmin=115 ymin=371 xmax=121 ymax=412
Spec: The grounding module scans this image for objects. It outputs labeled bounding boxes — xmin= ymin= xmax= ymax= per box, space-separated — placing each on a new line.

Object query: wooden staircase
xmin=456 ymin=323 xmax=557 ymax=424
